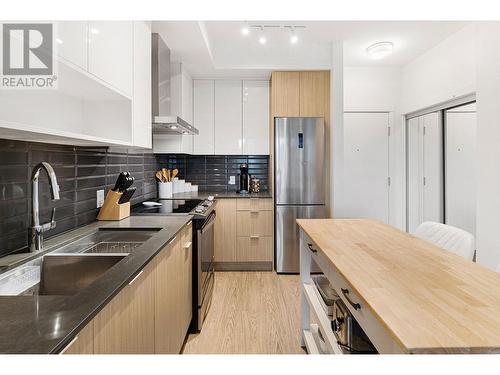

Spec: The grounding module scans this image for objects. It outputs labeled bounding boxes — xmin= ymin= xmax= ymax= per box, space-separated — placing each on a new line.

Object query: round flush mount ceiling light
xmin=290 ymin=27 xmax=298 ymax=44
xmin=366 ymin=41 xmax=394 ymax=60
xmin=241 ymin=25 xmax=249 ymax=36
xmin=258 ymin=26 xmax=267 ymax=45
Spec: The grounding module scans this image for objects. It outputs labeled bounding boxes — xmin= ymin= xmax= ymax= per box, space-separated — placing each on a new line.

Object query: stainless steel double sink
xmin=0 ymin=229 xmax=159 ymax=296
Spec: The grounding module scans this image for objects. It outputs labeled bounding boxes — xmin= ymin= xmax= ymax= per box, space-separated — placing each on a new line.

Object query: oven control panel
xmin=191 ymin=199 xmax=216 ymax=217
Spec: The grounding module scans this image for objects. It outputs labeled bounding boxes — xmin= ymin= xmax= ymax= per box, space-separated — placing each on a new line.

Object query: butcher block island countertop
xmin=296 ymin=218 xmax=500 ymax=354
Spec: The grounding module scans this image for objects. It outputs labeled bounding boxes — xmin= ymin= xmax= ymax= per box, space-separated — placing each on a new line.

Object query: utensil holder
xmin=97 ymin=190 xmax=130 ymax=221
xmin=158 ymin=182 xmax=173 ymax=199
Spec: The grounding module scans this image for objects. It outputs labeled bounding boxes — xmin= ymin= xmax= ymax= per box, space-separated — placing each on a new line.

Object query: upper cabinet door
xmin=299 ymin=71 xmax=330 ymax=117
xmin=271 ymin=71 xmax=300 ymax=117
xmin=193 ymin=80 xmax=215 ymax=155
xmin=132 ymin=21 xmax=152 ymax=149
xmin=88 ymin=21 xmax=133 ymax=97
xmin=243 ymin=80 xmax=270 ymax=155
xmin=215 ymin=80 xmax=242 ymax=155
xmin=54 ymin=21 xmax=88 ymax=70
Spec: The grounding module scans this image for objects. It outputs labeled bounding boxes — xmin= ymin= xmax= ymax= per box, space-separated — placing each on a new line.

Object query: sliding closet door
xmin=407 ymin=111 xmax=443 ymax=233
xmin=445 ymin=103 xmax=477 ymax=235
xmin=343 ymin=112 xmax=390 ymax=223
xmin=422 ymin=112 xmax=444 ymax=224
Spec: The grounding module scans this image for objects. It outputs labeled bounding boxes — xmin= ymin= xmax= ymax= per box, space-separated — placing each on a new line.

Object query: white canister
xmin=184 ymin=182 xmax=191 ymax=192
xmin=158 ymin=182 xmax=173 ymax=199
xmin=173 ymin=179 xmax=185 ymax=193
xmin=191 ymin=185 xmax=198 ymax=192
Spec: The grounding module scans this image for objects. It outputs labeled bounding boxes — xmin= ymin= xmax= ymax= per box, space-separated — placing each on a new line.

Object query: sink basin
xmin=0 ymin=229 xmax=159 ymax=296
xmin=38 ymin=254 xmax=127 ymax=295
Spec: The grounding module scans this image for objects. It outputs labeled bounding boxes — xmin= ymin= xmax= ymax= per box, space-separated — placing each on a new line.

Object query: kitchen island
xmin=0 ymin=216 xmax=192 ymax=354
xmin=297 ymin=218 xmax=500 ymax=354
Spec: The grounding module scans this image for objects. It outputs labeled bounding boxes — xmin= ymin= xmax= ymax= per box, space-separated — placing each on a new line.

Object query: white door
xmin=193 ymin=80 xmax=215 ymax=155
xmin=242 ymin=80 xmax=269 ymax=155
xmin=343 ymin=112 xmax=390 ymax=223
xmin=422 ymin=112 xmax=444 ymax=223
xmin=445 ymin=103 xmax=477 ymax=235
xmin=214 ymin=80 xmax=242 ymax=155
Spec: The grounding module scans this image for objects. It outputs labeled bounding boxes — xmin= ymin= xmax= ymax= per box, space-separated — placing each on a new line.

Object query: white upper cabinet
xmin=214 ymin=80 xmax=243 ymax=155
xmin=193 ymin=80 xmax=215 ymax=155
xmin=132 ymin=21 xmax=152 ymax=149
xmin=88 ymin=21 xmax=133 ymax=97
xmin=242 ymin=80 xmax=269 ymax=155
xmin=54 ymin=21 xmax=88 ymax=70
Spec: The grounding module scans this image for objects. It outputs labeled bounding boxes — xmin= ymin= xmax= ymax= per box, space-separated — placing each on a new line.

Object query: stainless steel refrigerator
xmin=274 ymin=117 xmax=326 ymax=273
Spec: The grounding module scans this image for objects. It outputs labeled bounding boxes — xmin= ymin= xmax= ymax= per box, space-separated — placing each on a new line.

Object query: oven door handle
xmin=200 ymin=211 xmax=216 ymax=233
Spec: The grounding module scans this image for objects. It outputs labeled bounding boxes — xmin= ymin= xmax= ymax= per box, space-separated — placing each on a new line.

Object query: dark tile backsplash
xmin=155 ymin=154 xmax=269 ymax=193
xmin=0 ymin=137 xmax=269 ymax=258
xmin=0 ymin=139 xmax=158 ymax=258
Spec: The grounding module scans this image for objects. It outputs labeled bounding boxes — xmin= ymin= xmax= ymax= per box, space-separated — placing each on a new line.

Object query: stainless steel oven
xmin=196 ymin=211 xmax=215 ymax=329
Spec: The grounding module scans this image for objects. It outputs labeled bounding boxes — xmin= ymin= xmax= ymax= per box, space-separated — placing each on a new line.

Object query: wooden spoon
xmin=155 ymin=171 xmax=163 ymax=183
xmin=162 ymin=168 xmax=169 ymax=182
xmin=172 ymin=169 xmax=178 ymax=180
xmin=166 ymin=169 xmax=171 ymax=182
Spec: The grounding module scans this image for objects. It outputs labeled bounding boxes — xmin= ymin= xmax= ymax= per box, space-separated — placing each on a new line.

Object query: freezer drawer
xmin=275 ymin=205 xmax=326 ymax=273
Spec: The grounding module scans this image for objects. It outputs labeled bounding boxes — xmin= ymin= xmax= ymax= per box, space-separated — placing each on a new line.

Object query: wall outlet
xmin=96 ymin=189 xmax=105 ymax=208
xmin=229 ymin=175 xmax=236 ymax=185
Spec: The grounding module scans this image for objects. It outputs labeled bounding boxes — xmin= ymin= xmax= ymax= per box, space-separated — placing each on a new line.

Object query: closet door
xmin=422 ymin=112 xmax=444 ymax=224
xmin=445 ymin=103 xmax=477 ymax=235
xmin=343 ymin=112 xmax=390 ymax=223
xmin=407 ymin=116 xmax=423 ymax=233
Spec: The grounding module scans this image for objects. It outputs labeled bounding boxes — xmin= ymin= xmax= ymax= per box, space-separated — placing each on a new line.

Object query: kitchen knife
xmin=118 ymin=187 xmax=136 ymax=204
xmin=113 ymin=172 xmax=127 ymax=192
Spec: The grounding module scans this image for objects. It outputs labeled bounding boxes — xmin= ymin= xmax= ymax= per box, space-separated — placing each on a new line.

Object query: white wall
xmin=343 ymin=67 xmax=405 ymax=229
xmin=475 ymin=23 xmax=500 ymax=270
xmin=401 ymin=25 xmax=476 ymax=114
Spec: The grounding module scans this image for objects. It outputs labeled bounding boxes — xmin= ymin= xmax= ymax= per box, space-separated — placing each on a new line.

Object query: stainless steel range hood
xmin=151 ymin=33 xmax=198 ymax=135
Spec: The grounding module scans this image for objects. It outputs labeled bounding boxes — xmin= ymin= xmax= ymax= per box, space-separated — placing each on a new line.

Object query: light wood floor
xmin=182 ymin=272 xmax=306 ymax=354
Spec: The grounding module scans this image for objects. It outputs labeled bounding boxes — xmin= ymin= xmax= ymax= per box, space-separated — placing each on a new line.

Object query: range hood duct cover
xmin=151 ymin=33 xmax=198 ymax=135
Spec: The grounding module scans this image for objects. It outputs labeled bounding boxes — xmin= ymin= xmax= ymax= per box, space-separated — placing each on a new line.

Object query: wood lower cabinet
xmin=63 ymin=222 xmax=193 ymax=354
xmin=215 ymin=198 xmax=273 ymax=270
xmin=61 ymin=321 xmax=94 ymax=354
xmin=93 ymin=259 xmax=156 ymax=354
xmin=155 ymin=224 xmax=193 ymax=354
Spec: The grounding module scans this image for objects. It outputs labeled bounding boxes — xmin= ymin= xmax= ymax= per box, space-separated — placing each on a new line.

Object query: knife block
xmin=97 ymin=190 xmax=130 ymax=221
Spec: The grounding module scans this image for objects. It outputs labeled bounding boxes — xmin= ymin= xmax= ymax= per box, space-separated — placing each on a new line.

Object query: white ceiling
xmin=152 ymin=21 xmax=468 ymax=79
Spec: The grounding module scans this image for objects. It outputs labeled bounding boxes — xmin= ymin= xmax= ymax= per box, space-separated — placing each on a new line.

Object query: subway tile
xmin=0 ymin=183 xmax=28 ymax=200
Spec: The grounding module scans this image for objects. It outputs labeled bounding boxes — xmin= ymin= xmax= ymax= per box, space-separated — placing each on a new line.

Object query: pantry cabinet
xmin=88 ymin=21 xmax=133 ymax=97
xmin=132 ymin=21 xmax=152 ymax=149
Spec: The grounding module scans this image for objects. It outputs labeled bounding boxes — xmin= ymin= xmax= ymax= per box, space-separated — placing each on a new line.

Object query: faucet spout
xmin=30 ymin=162 xmax=60 ymax=252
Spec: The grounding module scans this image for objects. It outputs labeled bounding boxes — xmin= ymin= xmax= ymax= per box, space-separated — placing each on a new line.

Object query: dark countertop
xmin=0 ymin=215 xmax=191 ymax=354
xmin=171 ymin=191 xmax=272 ymax=199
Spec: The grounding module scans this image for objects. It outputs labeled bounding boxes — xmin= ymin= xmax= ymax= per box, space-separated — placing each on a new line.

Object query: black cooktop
xmin=131 ymin=199 xmax=203 ymax=215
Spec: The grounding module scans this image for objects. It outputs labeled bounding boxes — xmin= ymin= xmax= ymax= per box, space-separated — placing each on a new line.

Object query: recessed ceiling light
xmin=183 ymin=131 xmax=188 ymax=135
xmin=289 ymin=27 xmax=298 ymax=44
xmin=90 ymin=28 xmax=100 ymax=35
xmin=366 ymin=41 xmax=393 ymax=60
xmin=241 ymin=26 xmax=249 ymax=36
xmin=258 ymin=36 xmax=267 ymax=44
xmin=170 ymin=125 xmax=178 ymax=130
xmin=56 ymin=38 xmax=63 ymax=45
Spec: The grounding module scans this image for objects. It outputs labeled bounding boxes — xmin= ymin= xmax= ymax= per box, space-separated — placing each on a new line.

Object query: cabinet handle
xmin=59 ymin=336 xmax=78 ymax=354
xmin=341 ymin=288 xmax=361 ymax=310
xmin=184 ymin=241 xmax=192 ymax=249
xmin=250 ymin=211 xmax=259 ymax=214
xmin=250 ymin=235 xmax=260 ymax=239
xmin=187 ymin=221 xmax=192 ymax=227
xmin=307 ymin=243 xmax=317 ymax=253
xmin=168 ymin=236 xmax=177 ymax=245
xmin=128 ymin=270 xmax=144 ymax=286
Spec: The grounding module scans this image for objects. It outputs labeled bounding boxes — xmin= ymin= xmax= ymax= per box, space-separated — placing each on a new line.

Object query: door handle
xmin=307 ymin=243 xmax=317 ymax=253
xmin=341 ymin=288 xmax=361 ymax=310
